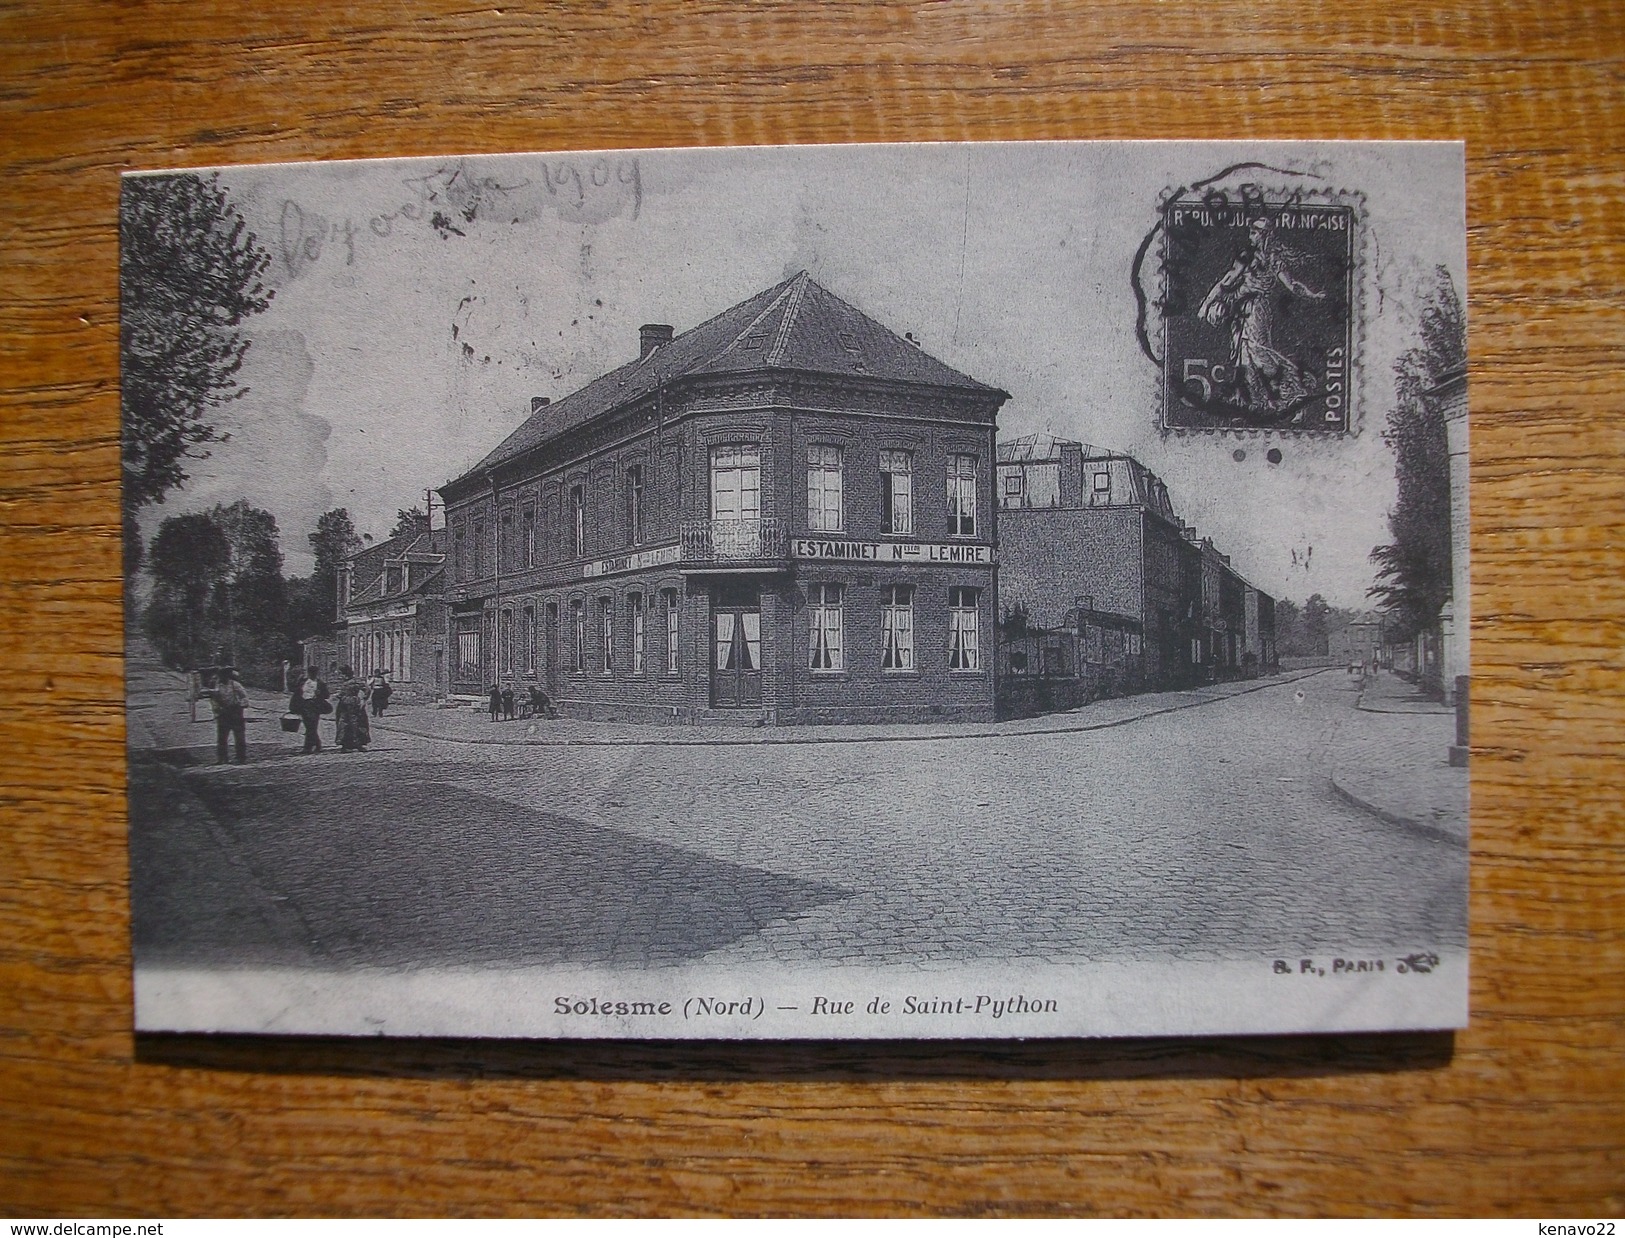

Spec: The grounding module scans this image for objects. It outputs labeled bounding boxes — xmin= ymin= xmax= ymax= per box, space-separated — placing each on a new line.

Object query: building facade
xmin=1193 ymin=536 xmax=1252 ymax=681
xmin=1243 ymin=584 xmax=1280 ymax=677
xmin=997 ymin=435 xmax=1201 ymax=692
xmin=998 ymin=434 xmax=1277 ymax=693
xmin=437 ymin=273 xmax=1009 ymax=725
xmin=1329 ymin=619 xmax=1384 ymax=667
xmin=338 ymin=529 xmax=449 ymax=701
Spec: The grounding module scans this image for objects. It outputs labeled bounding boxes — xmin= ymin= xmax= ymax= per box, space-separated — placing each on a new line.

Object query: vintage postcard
xmin=122 ymin=141 xmax=1469 ymax=1038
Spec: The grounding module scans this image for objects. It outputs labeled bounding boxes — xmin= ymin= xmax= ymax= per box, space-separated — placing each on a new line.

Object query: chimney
xmin=530 ymin=396 xmax=550 ymax=415
xmin=639 ymin=324 xmax=674 ymax=359
xmin=1059 ymin=441 xmax=1084 ymax=508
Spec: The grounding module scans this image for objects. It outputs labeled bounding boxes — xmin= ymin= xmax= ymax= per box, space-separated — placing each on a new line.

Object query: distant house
xmin=338 ymin=529 xmax=449 ymax=701
xmin=298 ymin=634 xmax=338 ymax=681
xmin=1243 ymin=585 xmax=1279 ymax=678
xmin=1329 ymin=619 xmax=1384 ymax=667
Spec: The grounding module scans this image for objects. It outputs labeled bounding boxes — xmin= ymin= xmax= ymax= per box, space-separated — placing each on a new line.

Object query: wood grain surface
xmin=2 ymin=0 xmax=1621 ymax=1218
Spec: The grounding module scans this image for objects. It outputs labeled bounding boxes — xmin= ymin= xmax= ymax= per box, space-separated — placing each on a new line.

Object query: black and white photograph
xmin=122 ymin=140 xmax=1469 ymax=1039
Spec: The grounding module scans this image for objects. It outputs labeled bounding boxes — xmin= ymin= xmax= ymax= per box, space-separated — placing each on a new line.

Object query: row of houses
xmin=306 ymin=273 xmax=1275 ymax=725
xmin=995 ymin=433 xmax=1277 ymax=709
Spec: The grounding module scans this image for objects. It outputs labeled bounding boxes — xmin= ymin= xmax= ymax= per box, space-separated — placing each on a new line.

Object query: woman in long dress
xmin=334 ymin=665 xmax=371 ymax=753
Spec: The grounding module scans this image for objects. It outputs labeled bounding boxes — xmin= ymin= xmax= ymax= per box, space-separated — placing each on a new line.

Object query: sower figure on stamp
xmin=1198 ymin=216 xmax=1327 ymax=417
xmin=210 ymin=667 xmax=250 ymax=765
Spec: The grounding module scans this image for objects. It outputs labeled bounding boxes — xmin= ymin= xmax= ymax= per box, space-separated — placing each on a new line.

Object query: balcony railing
xmin=680 ymin=517 xmax=787 ymax=565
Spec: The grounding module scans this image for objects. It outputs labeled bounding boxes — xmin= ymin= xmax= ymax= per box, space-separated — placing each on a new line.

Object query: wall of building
xmin=1142 ymin=515 xmax=1195 ymax=689
xmin=441 ymin=381 xmax=999 ymax=724
xmin=1329 ymin=623 xmax=1383 ymax=665
xmin=344 ymin=600 xmax=448 ymax=702
xmin=775 ymin=569 xmax=995 ymax=725
xmin=998 ymin=507 xmax=1142 ymax=631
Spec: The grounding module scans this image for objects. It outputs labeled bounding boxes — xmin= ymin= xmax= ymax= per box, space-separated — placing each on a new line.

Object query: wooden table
xmin=2 ymin=1 xmax=1620 ymax=1217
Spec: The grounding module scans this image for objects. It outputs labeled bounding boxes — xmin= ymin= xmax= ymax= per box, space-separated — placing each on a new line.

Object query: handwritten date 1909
xmin=278 ymin=157 xmax=642 ymax=275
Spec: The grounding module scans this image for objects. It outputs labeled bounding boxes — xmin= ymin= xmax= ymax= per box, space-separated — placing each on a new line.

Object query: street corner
xmin=1328 ymin=718 xmax=1468 ymax=847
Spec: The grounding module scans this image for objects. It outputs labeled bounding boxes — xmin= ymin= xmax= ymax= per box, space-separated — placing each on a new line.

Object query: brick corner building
xmin=438 ymin=272 xmax=1010 ymax=724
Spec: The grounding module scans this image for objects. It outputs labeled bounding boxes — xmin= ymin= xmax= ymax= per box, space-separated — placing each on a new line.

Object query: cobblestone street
xmin=129 ymin=669 xmax=1467 ymax=972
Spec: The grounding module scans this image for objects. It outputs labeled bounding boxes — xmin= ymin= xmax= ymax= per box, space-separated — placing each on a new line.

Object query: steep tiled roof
xmin=452 ymin=272 xmax=1002 ymax=487
xmin=345 ymin=528 xmax=445 ymax=608
xmin=345 ymin=533 xmax=402 ymax=589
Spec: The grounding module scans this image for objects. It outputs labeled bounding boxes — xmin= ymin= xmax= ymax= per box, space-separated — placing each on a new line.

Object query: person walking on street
xmin=290 ymin=665 xmax=330 ymax=754
xmin=488 ymin=683 xmax=502 ymax=722
xmin=210 ymin=667 xmax=250 ymax=765
xmin=369 ymin=669 xmax=391 ymax=718
xmin=335 ymin=665 xmax=371 ymax=752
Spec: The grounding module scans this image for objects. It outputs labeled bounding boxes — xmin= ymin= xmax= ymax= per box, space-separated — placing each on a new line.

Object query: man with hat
xmin=209 ymin=667 xmax=251 ymax=765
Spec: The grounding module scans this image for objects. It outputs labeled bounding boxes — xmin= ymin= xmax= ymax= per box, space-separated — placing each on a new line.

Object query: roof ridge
xmin=447 ymin=270 xmax=1003 ymax=489
xmin=704 ymin=274 xmax=804 ymax=371
xmin=765 ymin=270 xmax=810 ymax=366
xmin=665 ymin=270 xmax=802 ymax=351
xmin=463 ymin=273 xmax=806 ymax=478
xmin=638 ymin=269 xmax=807 ymax=381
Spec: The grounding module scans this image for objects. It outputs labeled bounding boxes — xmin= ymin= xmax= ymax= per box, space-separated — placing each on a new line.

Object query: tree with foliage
xmin=1302 ymin=594 xmax=1332 ymax=657
xmin=283 ymin=575 xmax=332 ymax=651
xmin=1369 ymin=268 xmax=1465 ymax=641
xmin=309 ymin=507 xmax=361 ymax=621
xmin=209 ymin=501 xmax=287 ymax=664
xmin=390 ymin=506 xmax=431 ymax=541
xmin=120 ymin=172 xmax=274 ymax=513
xmin=1274 ymin=598 xmax=1302 ymax=656
xmin=144 ymin=512 xmax=231 ymax=668
xmin=142 ymin=502 xmax=290 ymax=675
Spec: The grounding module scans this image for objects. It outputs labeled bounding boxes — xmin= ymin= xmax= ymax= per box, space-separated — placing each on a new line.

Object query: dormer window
xmin=743 ymin=333 xmax=768 ymax=349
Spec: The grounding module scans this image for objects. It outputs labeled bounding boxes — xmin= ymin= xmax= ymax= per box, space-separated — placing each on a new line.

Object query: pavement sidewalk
xmin=1329 ymin=671 xmax=1468 ymax=844
xmin=364 ymin=667 xmax=1331 ymax=749
xmin=1356 ymin=668 xmax=1455 ymax=716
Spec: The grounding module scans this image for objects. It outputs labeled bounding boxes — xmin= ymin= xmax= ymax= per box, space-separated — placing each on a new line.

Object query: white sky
xmin=148 ymin=140 xmax=1465 ymax=607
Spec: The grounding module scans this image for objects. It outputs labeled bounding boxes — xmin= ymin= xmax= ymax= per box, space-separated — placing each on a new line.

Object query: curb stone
xmin=1326 ymin=770 xmax=1466 ymax=848
xmin=371 ymin=668 xmax=1333 ymax=750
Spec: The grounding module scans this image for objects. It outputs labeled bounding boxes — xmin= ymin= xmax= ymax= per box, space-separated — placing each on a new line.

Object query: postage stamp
xmin=1152 ymin=182 xmax=1361 ymax=433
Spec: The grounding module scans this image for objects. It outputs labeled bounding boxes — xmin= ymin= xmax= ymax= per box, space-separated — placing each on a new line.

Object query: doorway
xmin=711 ymin=584 xmax=762 ymax=708
xmin=544 ymin=602 xmax=560 ymax=693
